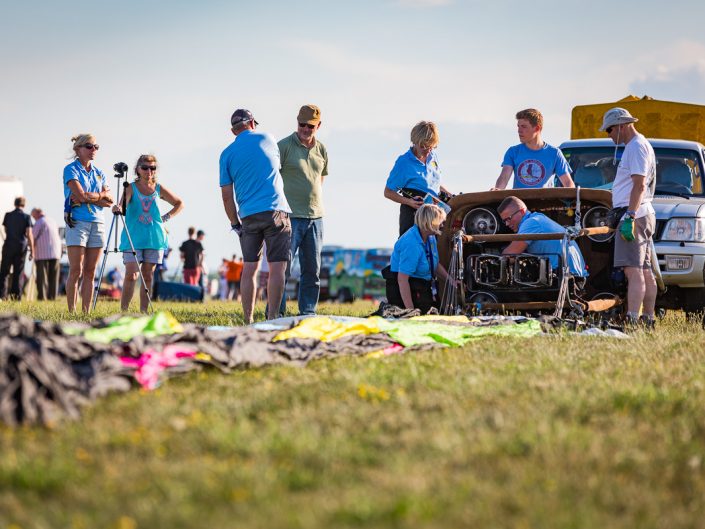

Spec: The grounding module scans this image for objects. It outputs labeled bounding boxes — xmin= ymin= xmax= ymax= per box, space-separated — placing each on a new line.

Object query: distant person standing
xmin=179 ymin=226 xmax=203 ymax=285
xmin=30 ymin=207 xmax=62 ymax=300
xmin=492 ymin=108 xmax=575 ymax=190
xmin=219 ymin=108 xmax=291 ymax=323
xmin=601 ymin=107 xmax=657 ymax=327
xmin=278 ymin=104 xmax=329 ymax=315
xmin=384 ymin=121 xmax=452 ymax=236
xmin=0 ymin=197 xmax=34 ymax=300
xmin=196 ymin=229 xmax=207 ymax=289
xmin=257 ymin=251 xmax=270 ymax=301
xmin=225 ymin=254 xmax=243 ymax=300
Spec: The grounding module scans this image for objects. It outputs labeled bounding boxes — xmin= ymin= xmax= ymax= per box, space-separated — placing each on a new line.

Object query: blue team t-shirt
xmin=502 ymin=143 xmax=571 ymax=189
xmin=386 ymin=148 xmax=442 ymax=197
xmin=390 ymin=226 xmax=439 ymax=280
xmin=219 ymin=129 xmax=291 ymax=219
xmin=517 ymin=212 xmax=587 ymax=277
xmin=62 ymin=159 xmax=107 ymax=223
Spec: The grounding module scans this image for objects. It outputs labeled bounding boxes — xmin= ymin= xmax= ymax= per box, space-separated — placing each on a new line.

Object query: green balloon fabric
xmin=63 ymin=312 xmax=184 ymax=344
xmin=371 ymin=317 xmax=544 ymax=347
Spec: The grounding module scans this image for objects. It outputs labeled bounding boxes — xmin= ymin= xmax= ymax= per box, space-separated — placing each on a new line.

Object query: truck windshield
xmin=562 ymin=147 xmax=704 ymax=196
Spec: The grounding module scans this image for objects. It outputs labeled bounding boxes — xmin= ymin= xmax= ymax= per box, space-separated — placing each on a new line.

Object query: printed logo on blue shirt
xmin=516 ymin=159 xmax=546 ymax=186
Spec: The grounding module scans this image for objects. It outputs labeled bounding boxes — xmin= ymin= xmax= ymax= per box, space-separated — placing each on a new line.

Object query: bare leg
xmin=66 ymin=246 xmax=85 ymax=313
xmin=642 ymin=267 xmax=658 ymax=318
xmin=240 ymin=262 xmax=259 ymax=324
xmin=139 ymin=262 xmax=156 ymax=313
xmin=267 ymin=261 xmax=287 ymax=320
xmin=624 ymin=266 xmax=646 ymax=317
xmin=81 ymin=247 xmax=103 ymax=312
xmin=121 ymin=261 xmax=139 ymax=311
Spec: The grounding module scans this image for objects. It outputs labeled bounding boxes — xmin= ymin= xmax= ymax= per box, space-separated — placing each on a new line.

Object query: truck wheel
xmin=684 ymin=288 xmax=705 ymax=328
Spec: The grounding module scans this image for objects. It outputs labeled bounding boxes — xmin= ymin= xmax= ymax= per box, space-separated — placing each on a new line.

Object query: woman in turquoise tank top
xmin=112 ymin=154 xmax=183 ymax=312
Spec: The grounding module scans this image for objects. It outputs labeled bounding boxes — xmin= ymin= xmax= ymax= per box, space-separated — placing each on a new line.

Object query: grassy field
xmin=1 ymin=299 xmax=705 ymax=529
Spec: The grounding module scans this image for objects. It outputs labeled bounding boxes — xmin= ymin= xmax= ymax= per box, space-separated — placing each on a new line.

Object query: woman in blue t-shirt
xmin=385 ymin=204 xmax=456 ymax=313
xmin=383 ymin=121 xmax=452 ymax=236
xmin=63 ymin=133 xmax=114 ymax=313
xmin=112 ymin=154 xmax=183 ymax=312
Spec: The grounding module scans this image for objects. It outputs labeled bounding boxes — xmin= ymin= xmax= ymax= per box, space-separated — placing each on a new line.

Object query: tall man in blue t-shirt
xmin=220 ymin=108 xmax=292 ymax=324
xmin=492 ymin=108 xmax=575 ymax=190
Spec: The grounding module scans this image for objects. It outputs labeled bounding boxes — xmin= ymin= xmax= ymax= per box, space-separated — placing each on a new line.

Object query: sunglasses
xmin=501 ymin=209 xmax=522 ymax=224
xmin=298 ymin=122 xmax=316 ymax=130
xmin=82 ymin=143 xmax=99 ymax=151
xmin=605 ymin=125 xmax=618 ymax=134
xmin=139 ymin=165 xmax=157 ymax=171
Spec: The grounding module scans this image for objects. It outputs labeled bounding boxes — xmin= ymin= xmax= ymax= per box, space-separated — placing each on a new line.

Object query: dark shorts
xmin=614 ymin=214 xmax=655 ymax=269
xmin=241 ymin=210 xmax=292 ymax=263
xmin=382 ymin=265 xmax=436 ymax=314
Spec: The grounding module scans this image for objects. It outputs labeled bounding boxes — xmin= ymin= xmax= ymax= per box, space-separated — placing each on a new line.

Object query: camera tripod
xmin=91 ymin=163 xmax=154 ymax=313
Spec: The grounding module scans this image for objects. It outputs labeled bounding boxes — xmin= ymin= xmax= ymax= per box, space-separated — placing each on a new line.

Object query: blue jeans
xmin=281 ymin=218 xmax=323 ymax=315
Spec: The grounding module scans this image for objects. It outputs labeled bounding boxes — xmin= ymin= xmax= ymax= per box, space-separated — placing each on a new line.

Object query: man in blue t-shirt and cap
xmin=219 ymin=108 xmax=292 ymax=324
xmin=497 ymin=196 xmax=587 ymax=278
xmin=492 ymin=108 xmax=575 ymax=190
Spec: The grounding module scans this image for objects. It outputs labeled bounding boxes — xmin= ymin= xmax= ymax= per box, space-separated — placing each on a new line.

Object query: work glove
xmin=619 ymin=217 xmax=635 ymax=242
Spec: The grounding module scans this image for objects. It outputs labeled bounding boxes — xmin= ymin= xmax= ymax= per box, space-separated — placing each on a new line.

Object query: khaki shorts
xmin=240 ymin=210 xmax=291 ymax=263
xmin=614 ymin=213 xmax=655 ymax=269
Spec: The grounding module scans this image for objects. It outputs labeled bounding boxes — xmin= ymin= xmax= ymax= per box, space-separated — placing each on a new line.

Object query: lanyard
xmin=424 ymin=238 xmax=435 ymax=279
xmin=420 ymin=229 xmax=438 ymax=299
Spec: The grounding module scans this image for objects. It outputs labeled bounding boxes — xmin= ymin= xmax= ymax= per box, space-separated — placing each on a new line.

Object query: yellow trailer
xmin=571 ymin=95 xmax=705 ymax=144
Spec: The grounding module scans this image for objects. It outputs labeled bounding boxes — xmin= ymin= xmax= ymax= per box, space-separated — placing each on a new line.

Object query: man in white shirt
xmin=600 ymin=107 xmax=657 ymax=327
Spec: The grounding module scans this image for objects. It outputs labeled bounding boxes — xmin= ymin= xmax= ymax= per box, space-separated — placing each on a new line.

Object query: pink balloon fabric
xmin=120 ymin=345 xmax=197 ymax=390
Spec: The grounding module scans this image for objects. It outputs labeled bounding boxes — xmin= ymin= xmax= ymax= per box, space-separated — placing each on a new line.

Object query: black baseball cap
xmin=231 ymin=109 xmax=259 ymax=127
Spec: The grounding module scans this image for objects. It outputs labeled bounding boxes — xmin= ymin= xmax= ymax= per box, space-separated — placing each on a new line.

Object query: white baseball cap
xmin=599 ymin=107 xmax=638 ymax=131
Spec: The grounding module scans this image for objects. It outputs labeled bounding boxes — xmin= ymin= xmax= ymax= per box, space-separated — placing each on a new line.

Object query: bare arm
xmin=628 ymin=174 xmax=647 ymax=213
xmin=158 ymin=184 xmax=185 ymax=218
xmin=221 ymin=185 xmax=240 ymax=225
xmin=26 ymin=226 xmax=34 ymax=259
xmin=384 ymin=186 xmax=423 ymax=209
xmin=397 ymin=273 xmax=415 ymax=309
xmin=436 ymin=263 xmax=458 ymax=285
xmin=558 ymin=173 xmax=576 ymax=188
xmin=502 ymin=241 xmax=529 ymax=255
xmin=112 ymin=185 xmax=132 ymax=214
xmin=69 ymin=180 xmax=113 ymax=206
xmin=491 ymin=166 xmax=514 ymax=191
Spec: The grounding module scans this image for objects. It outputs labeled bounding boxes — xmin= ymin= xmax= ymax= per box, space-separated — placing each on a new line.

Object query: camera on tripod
xmin=113 ymin=162 xmax=129 ymax=177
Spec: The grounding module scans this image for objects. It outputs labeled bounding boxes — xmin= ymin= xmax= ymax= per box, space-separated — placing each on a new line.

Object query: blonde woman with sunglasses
xmin=62 ymin=133 xmax=113 ymax=312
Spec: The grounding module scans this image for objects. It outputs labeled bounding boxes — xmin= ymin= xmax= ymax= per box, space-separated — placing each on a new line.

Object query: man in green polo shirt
xmin=278 ymin=104 xmax=329 ymax=315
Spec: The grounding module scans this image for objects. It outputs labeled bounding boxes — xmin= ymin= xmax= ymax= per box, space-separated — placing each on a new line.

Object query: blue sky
xmin=2 ymin=0 xmax=705 ymax=272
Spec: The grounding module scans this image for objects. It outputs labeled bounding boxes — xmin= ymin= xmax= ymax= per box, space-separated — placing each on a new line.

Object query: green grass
xmin=1 ymin=300 xmax=705 ymax=528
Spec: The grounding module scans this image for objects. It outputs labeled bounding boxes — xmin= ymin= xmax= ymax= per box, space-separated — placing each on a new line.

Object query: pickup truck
xmin=559 ymin=96 xmax=705 ymax=320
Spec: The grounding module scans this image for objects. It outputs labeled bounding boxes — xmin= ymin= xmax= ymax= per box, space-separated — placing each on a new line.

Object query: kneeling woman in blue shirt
xmin=386 ymin=204 xmax=455 ymax=313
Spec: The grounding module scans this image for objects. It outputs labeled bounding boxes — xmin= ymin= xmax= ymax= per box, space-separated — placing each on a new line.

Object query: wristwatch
xmin=626 ymin=210 xmax=637 ymax=218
